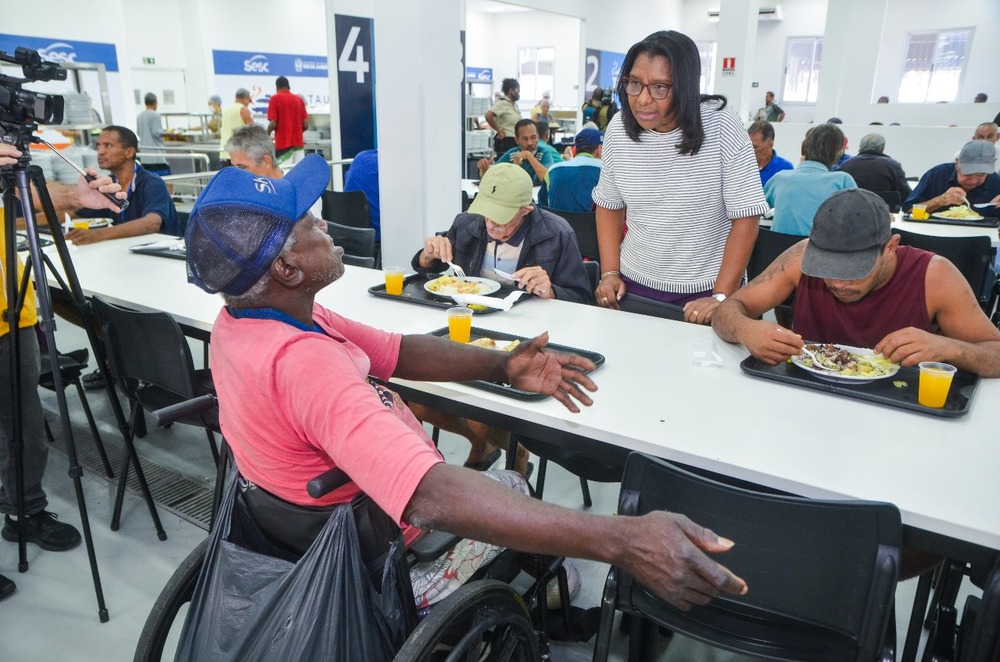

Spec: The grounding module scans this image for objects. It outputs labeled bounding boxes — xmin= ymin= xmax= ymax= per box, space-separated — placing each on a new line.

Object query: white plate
xmin=931 ymin=210 xmax=984 ymax=221
xmin=82 ymin=218 xmax=112 ymax=229
xmin=790 ymin=344 xmax=900 ymax=384
xmin=424 ymin=276 xmax=500 ymax=298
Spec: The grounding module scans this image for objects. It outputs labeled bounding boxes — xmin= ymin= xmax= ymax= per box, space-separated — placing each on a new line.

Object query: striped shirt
xmin=593 ymin=102 xmax=767 ymax=294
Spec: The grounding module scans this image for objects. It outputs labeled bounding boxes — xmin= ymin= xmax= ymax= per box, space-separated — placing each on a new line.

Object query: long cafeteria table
xmin=40 ymin=234 xmax=1000 ymax=656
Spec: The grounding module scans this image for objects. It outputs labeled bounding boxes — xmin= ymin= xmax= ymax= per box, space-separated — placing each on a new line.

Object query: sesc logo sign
xmin=243 ymin=54 xmax=269 ymax=73
xmin=37 ymin=42 xmax=78 ymax=63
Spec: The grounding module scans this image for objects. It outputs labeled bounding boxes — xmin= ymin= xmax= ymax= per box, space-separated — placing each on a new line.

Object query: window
xmin=783 ymin=37 xmax=822 ymax=103
xmin=897 ymin=30 xmax=971 ymax=103
xmin=696 ymin=41 xmax=717 ymax=94
xmin=518 ymin=47 xmax=554 ymax=107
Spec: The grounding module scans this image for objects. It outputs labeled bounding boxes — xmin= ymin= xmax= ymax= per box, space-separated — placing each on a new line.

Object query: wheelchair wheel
xmin=394 ymin=579 xmax=539 ymax=662
xmin=133 ymin=538 xmax=208 ymax=662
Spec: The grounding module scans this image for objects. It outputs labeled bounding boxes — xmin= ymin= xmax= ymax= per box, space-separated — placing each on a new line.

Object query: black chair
xmin=510 ymin=433 xmax=629 ymax=509
xmin=583 ymin=260 xmax=600 ymax=294
xmin=542 ymin=207 xmax=599 ymax=262
xmin=38 ymin=345 xmax=114 ymax=478
xmin=617 ymin=294 xmax=685 ymax=321
xmin=342 ymin=254 xmax=376 ymax=269
xmin=326 ymin=221 xmax=376 ymax=262
xmin=461 ymin=189 xmax=474 ymax=212
xmin=593 ymin=452 xmax=901 ymax=662
xmin=91 ymin=297 xmax=221 ymax=536
xmin=893 ymin=228 xmax=998 ymax=315
xmin=322 ymin=190 xmax=371 ymax=230
xmin=747 ymin=227 xmax=804 ymax=324
xmin=873 ymin=191 xmax=902 ymax=213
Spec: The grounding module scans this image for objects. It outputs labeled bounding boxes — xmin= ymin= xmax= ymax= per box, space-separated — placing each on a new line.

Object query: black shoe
xmin=2 ymin=511 xmax=81 ymax=551
xmin=0 ymin=573 xmax=14 ymax=601
xmin=82 ymin=369 xmax=105 ymax=391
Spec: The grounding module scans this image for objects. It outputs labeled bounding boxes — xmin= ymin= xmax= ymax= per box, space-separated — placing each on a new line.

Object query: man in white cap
xmin=904 ymin=140 xmax=1000 ymax=215
xmin=184 ymin=154 xmax=747 ymax=611
xmin=713 ymin=189 xmax=1000 ymax=378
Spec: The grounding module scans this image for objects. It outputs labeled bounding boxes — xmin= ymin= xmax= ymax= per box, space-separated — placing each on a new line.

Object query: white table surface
xmin=39 ymin=235 xmax=1000 ymax=555
xmin=892 ymin=217 xmax=1000 ymax=247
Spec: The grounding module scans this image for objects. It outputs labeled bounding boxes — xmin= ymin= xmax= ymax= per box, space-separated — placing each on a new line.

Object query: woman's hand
xmin=595 ymin=273 xmax=626 ymax=310
xmin=682 ymin=297 xmax=722 ymax=325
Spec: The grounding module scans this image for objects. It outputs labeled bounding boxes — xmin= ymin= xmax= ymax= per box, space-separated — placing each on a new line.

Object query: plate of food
xmin=932 ymin=205 xmax=984 ymax=221
xmin=424 ymin=275 xmax=500 ymax=298
xmin=790 ymin=343 xmax=900 ymax=384
xmin=74 ymin=218 xmax=112 ymax=229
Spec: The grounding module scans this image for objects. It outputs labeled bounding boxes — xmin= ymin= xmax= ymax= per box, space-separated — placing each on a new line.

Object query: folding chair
xmin=322 ymin=189 xmax=371 ymax=230
xmin=594 ymin=452 xmax=901 ymax=662
xmin=542 ymin=207 xmax=600 ymax=262
xmin=91 ymin=296 xmax=221 ymax=535
xmin=893 ymin=228 xmax=998 ymax=315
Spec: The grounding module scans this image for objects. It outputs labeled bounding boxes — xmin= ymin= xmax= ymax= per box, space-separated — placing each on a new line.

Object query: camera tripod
xmin=2 ymin=131 xmax=110 ymax=622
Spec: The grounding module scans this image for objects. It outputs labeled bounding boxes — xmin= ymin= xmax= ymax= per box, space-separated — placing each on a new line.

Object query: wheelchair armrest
xmin=408 ymin=530 xmax=461 ymax=563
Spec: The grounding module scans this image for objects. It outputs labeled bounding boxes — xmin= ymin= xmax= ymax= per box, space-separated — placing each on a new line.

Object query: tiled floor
xmin=0 ymin=321 xmax=970 ymax=661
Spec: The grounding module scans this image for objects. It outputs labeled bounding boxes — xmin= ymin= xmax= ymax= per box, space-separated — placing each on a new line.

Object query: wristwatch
xmin=712 ymin=293 xmax=727 ymax=303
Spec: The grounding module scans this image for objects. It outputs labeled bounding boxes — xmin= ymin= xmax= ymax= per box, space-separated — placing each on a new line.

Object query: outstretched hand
xmin=504 ymin=332 xmax=597 ymax=412
xmin=624 ymin=511 xmax=747 ymax=611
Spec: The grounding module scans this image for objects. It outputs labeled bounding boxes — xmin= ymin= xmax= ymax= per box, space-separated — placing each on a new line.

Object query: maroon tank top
xmin=792 ymin=245 xmax=934 ymax=348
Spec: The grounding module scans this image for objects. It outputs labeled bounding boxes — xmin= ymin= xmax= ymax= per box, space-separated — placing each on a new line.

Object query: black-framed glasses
xmin=622 ymin=77 xmax=673 ymax=100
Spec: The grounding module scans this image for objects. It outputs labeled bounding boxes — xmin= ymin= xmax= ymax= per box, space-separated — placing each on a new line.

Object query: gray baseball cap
xmin=958 ymin=140 xmax=997 ymax=175
xmin=801 ymin=189 xmax=892 ymax=280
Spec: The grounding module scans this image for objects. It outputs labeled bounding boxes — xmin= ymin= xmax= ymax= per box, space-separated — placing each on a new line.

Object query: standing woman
xmin=485 ymin=78 xmax=522 ymax=157
xmin=593 ymin=31 xmax=766 ymax=324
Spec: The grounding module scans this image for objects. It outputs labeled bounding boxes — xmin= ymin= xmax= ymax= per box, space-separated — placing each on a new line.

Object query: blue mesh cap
xmin=185 ymin=153 xmax=329 ymax=295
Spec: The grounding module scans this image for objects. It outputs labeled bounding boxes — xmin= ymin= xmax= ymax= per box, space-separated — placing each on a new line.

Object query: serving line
xmin=38 ymin=236 xmax=1000 ymax=574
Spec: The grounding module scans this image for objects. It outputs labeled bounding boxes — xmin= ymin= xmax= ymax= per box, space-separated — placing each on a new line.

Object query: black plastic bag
xmin=173 ymin=475 xmax=409 ymax=661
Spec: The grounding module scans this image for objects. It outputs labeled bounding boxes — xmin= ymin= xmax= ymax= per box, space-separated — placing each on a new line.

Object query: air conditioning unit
xmin=707 ymin=5 xmax=784 ymax=22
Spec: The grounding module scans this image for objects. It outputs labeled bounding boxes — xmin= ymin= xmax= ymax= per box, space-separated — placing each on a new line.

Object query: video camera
xmin=0 ymin=46 xmax=66 ymax=127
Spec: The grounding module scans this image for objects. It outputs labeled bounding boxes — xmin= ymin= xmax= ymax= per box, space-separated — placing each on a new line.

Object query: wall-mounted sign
xmin=722 ymin=57 xmax=736 ymax=77
xmin=0 ymin=34 xmax=119 ymax=72
xmin=212 ymin=50 xmax=329 ymax=78
xmin=465 ymin=67 xmax=493 ymax=82
xmin=584 ymin=48 xmax=626 ymax=98
xmin=335 ymin=14 xmax=376 ymax=159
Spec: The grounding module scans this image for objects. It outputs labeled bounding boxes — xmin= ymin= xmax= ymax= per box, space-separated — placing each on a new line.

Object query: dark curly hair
xmin=616 ymin=30 xmax=727 ymax=155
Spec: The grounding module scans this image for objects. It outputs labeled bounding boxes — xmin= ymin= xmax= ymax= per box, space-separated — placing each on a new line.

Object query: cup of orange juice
xmin=384 ymin=267 xmax=404 ymax=296
xmin=447 ymin=307 xmax=473 ymax=343
xmin=73 ymin=220 xmax=90 ymax=231
xmin=917 ymin=361 xmax=956 ymax=408
xmin=911 ymin=204 xmax=929 ymax=220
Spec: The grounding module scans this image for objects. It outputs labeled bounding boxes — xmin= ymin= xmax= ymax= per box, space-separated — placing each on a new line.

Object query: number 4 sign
xmin=335 ymin=14 xmax=377 ymax=158
xmin=338 ymin=25 xmax=370 ymax=84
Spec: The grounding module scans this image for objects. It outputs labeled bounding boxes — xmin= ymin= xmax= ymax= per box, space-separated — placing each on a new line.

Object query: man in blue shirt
xmin=545 ymin=128 xmax=602 ymax=212
xmin=748 ymin=120 xmax=793 ymax=187
xmin=904 ymin=141 xmax=1000 ymax=216
xmin=69 ymin=126 xmax=178 ymax=243
xmin=343 ymin=149 xmax=381 ymax=240
xmin=764 ymin=123 xmax=856 ymax=236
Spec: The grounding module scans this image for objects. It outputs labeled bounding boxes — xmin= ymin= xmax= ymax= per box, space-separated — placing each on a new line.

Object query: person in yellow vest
xmin=0 ymin=142 xmax=124 ymax=600
xmin=219 ymin=88 xmax=254 ymax=167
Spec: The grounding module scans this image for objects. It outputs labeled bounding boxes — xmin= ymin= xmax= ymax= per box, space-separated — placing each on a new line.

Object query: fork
xmin=445 ymin=261 xmax=467 ymax=278
xmin=798 ymin=345 xmax=839 ymax=371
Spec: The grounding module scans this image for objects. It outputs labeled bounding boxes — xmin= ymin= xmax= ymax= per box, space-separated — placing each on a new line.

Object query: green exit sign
xmin=142 ymin=57 xmax=156 ymax=65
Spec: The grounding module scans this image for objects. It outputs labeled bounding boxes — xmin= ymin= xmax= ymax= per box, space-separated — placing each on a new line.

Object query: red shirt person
xmin=266 ymin=75 xmax=309 ymax=165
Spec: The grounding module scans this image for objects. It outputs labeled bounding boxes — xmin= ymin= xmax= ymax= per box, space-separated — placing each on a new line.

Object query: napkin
xmin=451 ymin=290 xmax=526 ymax=311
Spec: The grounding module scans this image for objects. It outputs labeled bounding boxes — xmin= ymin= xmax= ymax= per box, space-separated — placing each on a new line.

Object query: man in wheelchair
xmin=184 ymin=155 xmax=748 ymax=613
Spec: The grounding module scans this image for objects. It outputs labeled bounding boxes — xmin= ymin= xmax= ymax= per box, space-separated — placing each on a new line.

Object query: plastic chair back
xmin=893 ymin=228 xmax=996 ymax=312
xmin=617 ymin=294 xmax=684 ymax=321
xmin=594 ymin=453 xmax=901 ymax=662
xmin=747 ymin=227 xmax=804 ymax=282
xmin=327 ymin=221 xmax=376 ymax=259
xmin=322 ymin=190 xmax=371 ymax=229
xmin=583 ymin=260 xmax=600 ymax=294
xmin=542 ymin=207 xmax=599 ymax=262
xmin=873 ymin=191 xmax=902 ymax=213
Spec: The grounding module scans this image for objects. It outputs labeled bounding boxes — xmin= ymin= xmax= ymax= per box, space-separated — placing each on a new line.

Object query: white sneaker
xmin=546 ymin=559 xmax=581 ymax=609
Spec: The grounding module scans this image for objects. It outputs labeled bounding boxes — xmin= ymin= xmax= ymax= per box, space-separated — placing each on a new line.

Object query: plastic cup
xmin=911 ymin=204 xmax=929 ymax=220
xmin=917 ymin=361 xmax=957 ymax=408
xmin=384 ymin=267 xmax=404 ymax=296
xmin=447 ymin=307 xmax=473 ymax=343
xmin=73 ymin=220 xmax=90 ymax=231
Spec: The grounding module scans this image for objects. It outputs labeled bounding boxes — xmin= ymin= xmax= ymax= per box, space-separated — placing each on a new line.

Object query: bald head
xmin=974 ymin=123 xmax=998 ymax=144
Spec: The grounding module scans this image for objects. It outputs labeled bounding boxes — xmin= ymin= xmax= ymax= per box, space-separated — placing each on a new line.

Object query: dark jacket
xmin=835 ymin=151 xmax=912 ymax=202
xmin=411 ymin=208 xmax=594 ymax=304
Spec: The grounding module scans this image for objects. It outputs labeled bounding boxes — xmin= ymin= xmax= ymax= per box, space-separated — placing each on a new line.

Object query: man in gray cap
xmin=903 ymin=140 xmax=1000 ymax=215
xmin=713 ymin=189 xmax=1000 ymax=377
xmin=185 ymin=154 xmax=747 ymax=610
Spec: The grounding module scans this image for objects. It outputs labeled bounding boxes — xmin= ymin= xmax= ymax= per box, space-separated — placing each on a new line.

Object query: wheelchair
xmin=133 ymin=396 xmax=553 ymax=662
